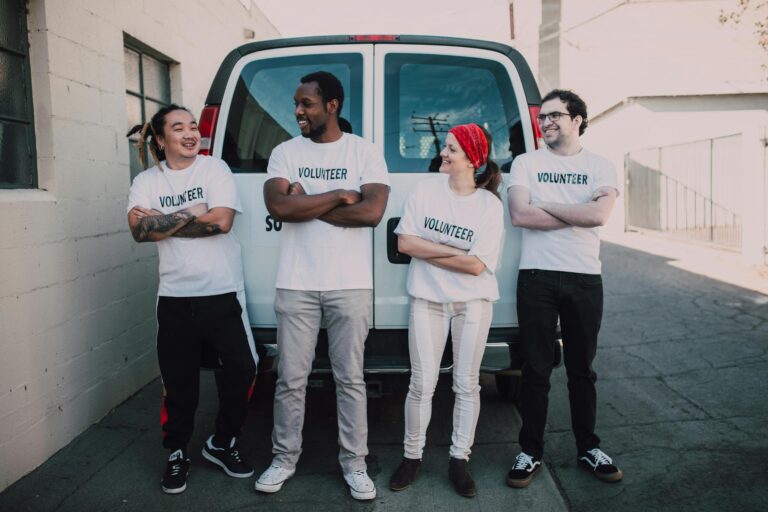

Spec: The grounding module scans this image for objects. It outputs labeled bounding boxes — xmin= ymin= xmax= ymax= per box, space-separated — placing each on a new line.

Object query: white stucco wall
xmin=508 ymin=0 xmax=541 ymax=77
xmin=0 ymin=0 xmax=278 ymax=491
xmin=254 ymin=0 xmax=513 ymax=41
xmin=586 ymin=97 xmax=768 ymax=249
xmin=557 ymin=0 xmax=767 ymax=114
xmin=508 ymin=1 xmax=768 ymax=255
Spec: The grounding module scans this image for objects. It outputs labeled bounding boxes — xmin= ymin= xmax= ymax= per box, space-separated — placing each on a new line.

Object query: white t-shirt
xmin=507 ymin=147 xmax=618 ymax=274
xmin=127 ymin=155 xmax=245 ymax=297
xmin=266 ymin=133 xmax=390 ymax=291
xmin=395 ymin=175 xmax=504 ymax=303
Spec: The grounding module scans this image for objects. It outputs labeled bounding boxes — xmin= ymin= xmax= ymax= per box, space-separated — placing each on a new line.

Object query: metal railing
xmin=625 ymin=134 xmax=742 ymax=249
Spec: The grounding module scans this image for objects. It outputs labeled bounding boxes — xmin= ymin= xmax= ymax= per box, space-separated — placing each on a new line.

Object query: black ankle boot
xmin=448 ymin=457 xmax=476 ymax=497
xmin=389 ymin=457 xmax=421 ymax=491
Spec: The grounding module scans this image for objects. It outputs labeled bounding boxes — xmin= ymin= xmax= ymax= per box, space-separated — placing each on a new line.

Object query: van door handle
xmin=387 ymin=217 xmax=411 ymax=264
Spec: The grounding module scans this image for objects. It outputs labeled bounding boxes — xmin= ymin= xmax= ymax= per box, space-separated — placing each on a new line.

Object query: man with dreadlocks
xmin=126 ymin=104 xmax=257 ymax=495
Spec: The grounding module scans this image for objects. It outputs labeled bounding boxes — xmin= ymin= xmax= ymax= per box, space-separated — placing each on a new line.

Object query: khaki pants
xmin=271 ymin=289 xmax=371 ymax=473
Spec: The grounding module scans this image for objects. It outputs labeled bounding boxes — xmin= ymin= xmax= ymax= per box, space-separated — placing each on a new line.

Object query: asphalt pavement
xmin=547 ymin=232 xmax=768 ymax=512
xmin=1 ymin=231 xmax=766 ymax=512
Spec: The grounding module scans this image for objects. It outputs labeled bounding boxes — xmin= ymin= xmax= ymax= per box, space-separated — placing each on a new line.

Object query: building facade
xmin=510 ymin=0 xmax=768 ymax=262
xmin=0 ymin=0 xmax=278 ymax=490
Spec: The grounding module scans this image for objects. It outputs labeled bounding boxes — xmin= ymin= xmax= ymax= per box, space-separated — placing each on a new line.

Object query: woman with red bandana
xmin=390 ymin=123 xmax=505 ymax=497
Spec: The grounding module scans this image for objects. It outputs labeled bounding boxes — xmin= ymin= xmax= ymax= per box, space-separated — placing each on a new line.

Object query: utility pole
xmin=411 ymin=113 xmax=450 ymax=156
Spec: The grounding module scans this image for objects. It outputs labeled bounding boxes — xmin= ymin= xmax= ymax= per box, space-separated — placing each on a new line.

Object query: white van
xmin=199 ymin=35 xmax=558 ymax=402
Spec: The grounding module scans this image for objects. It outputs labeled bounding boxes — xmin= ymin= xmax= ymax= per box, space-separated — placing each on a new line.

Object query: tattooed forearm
xmin=172 ymin=221 xmax=223 ymax=238
xmin=131 ymin=211 xmax=195 ymax=242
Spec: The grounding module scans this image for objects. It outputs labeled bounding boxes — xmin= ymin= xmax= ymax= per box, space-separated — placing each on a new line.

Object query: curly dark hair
xmin=541 ymin=89 xmax=589 ymax=136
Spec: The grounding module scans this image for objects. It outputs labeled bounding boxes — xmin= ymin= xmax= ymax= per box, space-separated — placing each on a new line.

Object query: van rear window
xmin=222 ymin=54 xmax=364 ymax=173
xmin=384 ymin=53 xmax=524 ymax=173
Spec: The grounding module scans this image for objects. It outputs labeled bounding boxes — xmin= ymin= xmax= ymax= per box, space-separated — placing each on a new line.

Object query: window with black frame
xmin=383 ymin=53 xmax=524 ymax=173
xmin=0 ymin=0 xmax=37 ymax=189
xmin=221 ymin=53 xmax=364 ymax=173
xmin=124 ymin=36 xmax=172 ymax=179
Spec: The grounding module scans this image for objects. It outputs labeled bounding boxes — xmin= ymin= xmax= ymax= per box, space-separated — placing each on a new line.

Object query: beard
xmin=301 ymin=120 xmax=328 ymax=139
xmin=543 ymin=130 xmax=563 ymax=149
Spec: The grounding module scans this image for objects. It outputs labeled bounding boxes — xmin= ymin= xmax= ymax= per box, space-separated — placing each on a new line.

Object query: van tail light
xmin=198 ymin=105 xmax=220 ymax=155
xmin=528 ymin=105 xmax=543 ymax=149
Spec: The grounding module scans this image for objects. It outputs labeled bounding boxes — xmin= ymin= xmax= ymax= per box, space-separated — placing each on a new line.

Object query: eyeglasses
xmin=536 ymin=111 xmax=575 ymax=123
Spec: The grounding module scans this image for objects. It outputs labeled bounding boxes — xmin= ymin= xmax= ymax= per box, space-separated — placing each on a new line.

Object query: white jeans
xmin=403 ymin=298 xmax=493 ymax=460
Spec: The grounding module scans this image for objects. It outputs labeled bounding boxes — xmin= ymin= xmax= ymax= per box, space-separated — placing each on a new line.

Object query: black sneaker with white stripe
xmin=578 ymin=448 xmax=623 ymax=482
xmin=201 ymin=435 xmax=254 ymax=478
xmin=506 ymin=452 xmax=542 ymax=488
xmin=162 ymin=449 xmax=190 ymax=494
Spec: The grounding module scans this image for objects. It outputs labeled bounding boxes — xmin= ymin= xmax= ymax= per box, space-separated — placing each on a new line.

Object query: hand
xmin=287 ymin=182 xmax=306 ymax=195
xmin=186 ymin=203 xmax=209 ymax=216
xmin=339 ymin=190 xmax=362 ymax=205
xmin=128 ymin=206 xmax=154 ymax=222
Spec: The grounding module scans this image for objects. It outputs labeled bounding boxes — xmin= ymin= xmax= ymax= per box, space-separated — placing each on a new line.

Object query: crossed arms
xmin=507 ymin=185 xmax=618 ymax=230
xmin=127 ymin=203 xmax=235 ymax=242
xmin=263 ymin=178 xmax=482 ymax=276
xmin=398 ymin=185 xmax=617 ymax=276
xmin=263 ymin=178 xmax=389 ymax=228
xmin=397 ymin=235 xmax=486 ymax=276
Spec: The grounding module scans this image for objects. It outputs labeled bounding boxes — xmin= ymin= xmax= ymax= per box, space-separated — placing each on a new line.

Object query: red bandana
xmin=449 ymin=123 xmax=488 ymax=170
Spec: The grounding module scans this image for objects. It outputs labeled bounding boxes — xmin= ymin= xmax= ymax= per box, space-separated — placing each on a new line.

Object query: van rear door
xmin=214 ymin=45 xmax=373 ymax=327
xmin=372 ymin=44 xmax=536 ymax=328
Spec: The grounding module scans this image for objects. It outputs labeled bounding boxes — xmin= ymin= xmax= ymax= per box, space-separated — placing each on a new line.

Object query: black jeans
xmin=157 ymin=292 xmax=256 ymax=451
xmin=517 ymin=269 xmax=603 ymax=459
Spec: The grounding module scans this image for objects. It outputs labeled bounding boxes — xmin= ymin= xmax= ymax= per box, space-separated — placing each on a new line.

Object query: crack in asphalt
xmin=596 ymin=358 xmax=768 ymax=380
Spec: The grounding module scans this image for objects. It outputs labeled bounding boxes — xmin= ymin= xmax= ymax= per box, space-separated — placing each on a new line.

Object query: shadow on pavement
xmin=2 ymin=240 xmax=766 ymax=512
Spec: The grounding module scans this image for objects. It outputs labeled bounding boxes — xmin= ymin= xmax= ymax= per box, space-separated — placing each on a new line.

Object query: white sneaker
xmin=254 ymin=463 xmax=295 ymax=493
xmin=343 ymin=470 xmax=376 ymax=500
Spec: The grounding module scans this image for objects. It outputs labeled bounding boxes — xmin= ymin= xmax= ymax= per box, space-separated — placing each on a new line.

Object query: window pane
xmin=145 ymin=99 xmax=165 ymax=125
xmin=384 ymin=53 xmax=521 ymax=173
xmin=128 ymin=140 xmax=146 ymax=180
xmin=124 ymin=40 xmax=171 ymax=182
xmin=0 ymin=0 xmax=24 ymax=53
xmin=126 ymin=94 xmax=142 ymax=135
xmin=222 ymin=53 xmax=364 ymax=173
xmin=0 ymin=51 xmax=28 ymax=120
xmin=0 ymin=122 xmax=35 ymax=187
xmin=124 ymin=47 xmax=141 ymax=94
xmin=143 ymin=54 xmax=170 ymax=103
xmin=0 ymin=0 xmax=36 ymax=188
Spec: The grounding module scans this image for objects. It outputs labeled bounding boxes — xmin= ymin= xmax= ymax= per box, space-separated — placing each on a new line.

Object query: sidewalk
xmin=549 ymin=229 xmax=768 ymax=512
xmin=602 ymin=232 xmax=768 ymax=295
xmin=6 ymin=230 xmax=760 ymax=512
xmin=603 ymin=230 xmax=768 ymax=296
xmin=0 ymin=373 xmax=567 ymax=512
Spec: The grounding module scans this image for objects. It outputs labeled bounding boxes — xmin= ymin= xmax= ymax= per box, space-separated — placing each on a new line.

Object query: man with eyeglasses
xmin=505 ymin=89 xmax=623 ymax=487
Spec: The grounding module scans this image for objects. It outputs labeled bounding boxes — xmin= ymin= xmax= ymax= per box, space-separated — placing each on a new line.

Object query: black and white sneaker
xmin=162 ymin=449 xmax=190 ymax=494
xmin=201 ymin=435 xmax=254 ymax=478
xmin=506 ymin=452 xmax=542 ymax=488
xmin=578 ymin=448 xmax=623 ymax=482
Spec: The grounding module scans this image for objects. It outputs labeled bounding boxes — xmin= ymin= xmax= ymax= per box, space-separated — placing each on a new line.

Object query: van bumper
xmin=251 ymin=326 xmax=560 ymax=375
